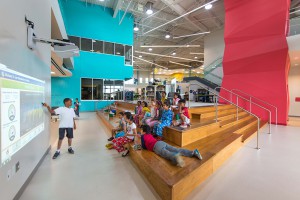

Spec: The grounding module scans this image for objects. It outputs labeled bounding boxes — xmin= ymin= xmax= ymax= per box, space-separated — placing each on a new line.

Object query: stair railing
xmin=215 ymin=87 xmax=271 ymax=134
xmin=188 ymin=83 xmax=261 ymax=150
xmin=231 ymin=89 xmax=278 ymax=125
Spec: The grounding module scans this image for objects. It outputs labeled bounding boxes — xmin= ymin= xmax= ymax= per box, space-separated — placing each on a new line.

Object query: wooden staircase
xmin=97 ymin=101 xmax=268 ymax=200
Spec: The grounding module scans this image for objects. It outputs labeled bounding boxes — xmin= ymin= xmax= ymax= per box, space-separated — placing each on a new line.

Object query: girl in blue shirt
xmin=154 ymin=101 xmax=174 ymax=137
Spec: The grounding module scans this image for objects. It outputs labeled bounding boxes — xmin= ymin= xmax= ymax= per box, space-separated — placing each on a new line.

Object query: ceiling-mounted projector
xmin=26 ymin=17 xmax=79 ymax=58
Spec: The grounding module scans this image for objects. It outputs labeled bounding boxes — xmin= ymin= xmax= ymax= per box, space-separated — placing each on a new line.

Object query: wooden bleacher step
xmin=164 ymin=114 xmax=255 ymax=147
xmin=234 ymin=120 xmax=268 ymax=142
xmin=130 ymin=126 xmax=243 ymax=200
xmin=188 ymin=104 xmax=235 ymax=113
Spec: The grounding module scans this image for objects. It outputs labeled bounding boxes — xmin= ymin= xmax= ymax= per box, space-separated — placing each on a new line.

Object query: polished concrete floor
xmin=20 ymin=112 xmax=300 ymax=200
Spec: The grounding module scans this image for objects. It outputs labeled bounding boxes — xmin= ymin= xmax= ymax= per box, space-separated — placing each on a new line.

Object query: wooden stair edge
xmin=96 ymin=111 xmax=114 ymax=131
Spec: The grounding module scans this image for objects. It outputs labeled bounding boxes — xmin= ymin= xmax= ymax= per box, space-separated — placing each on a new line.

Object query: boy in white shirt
xmin=43 ymin=98 xmax=77 ymax=159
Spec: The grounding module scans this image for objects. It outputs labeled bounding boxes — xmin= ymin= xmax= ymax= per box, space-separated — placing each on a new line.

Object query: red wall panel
xmin=221 ymin=0 xmax=291 ymax=125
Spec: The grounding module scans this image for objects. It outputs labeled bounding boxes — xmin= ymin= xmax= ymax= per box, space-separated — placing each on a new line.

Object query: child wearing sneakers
xmin=107 ymin=112 xmax=126 ymax=141
xmin=140 ymin=125 xmax=202 ymax=167
xmin=111 ymin=114 xmax=137 ymax=156
xmin=43 ymin=98 xmax=76 ymax=159
xmin=173 ymin=99 xmax=190 ymax=128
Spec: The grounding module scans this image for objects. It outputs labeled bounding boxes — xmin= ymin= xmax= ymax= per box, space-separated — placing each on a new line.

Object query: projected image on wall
xmin=0 ymin=65 xmax=45 ymax=166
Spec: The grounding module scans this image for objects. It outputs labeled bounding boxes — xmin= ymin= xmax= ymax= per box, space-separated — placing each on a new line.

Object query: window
xmin=125 ymin=78 xmax=134 ymax=85
xmin=93 ymin=40 xmax=104 ymax=53
xmin=125 ymin=45 xmax=132 ymax=65
xmin=104 ymin=42 xmax=114 ymax=55
xmin=81 ymin=38 xmax=93 ymax=52
xmin=81 ymin=78 xmax=93 ymax=100
xmin=139 ymin=78 xmax=143 ymax=84
xmin=93 ymin=79 xmax=103 ymax=100
xmin=150 ymin=78 xmax=154 ymax=83
xmin=69 ymin=36 xmax=80 ymax=49
xmin=115 ymin=44 xmax=124 ymax=56
xmin=81 ymin=78 xmax=124 ymax=101
xmin=145 ymin=78 xmax=149 ymax=84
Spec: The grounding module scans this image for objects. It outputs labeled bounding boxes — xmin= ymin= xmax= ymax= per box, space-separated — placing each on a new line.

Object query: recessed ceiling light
xmin=194 ymin=56 xmax=198 ymax=59
xmin=139 ymin=55 xmax=142 ymax=58
xmin=146 ymin=9 xmax=153 ymax=15
xmin=134 ymin=26 xmax=139 ymax=31
xmin=172 ymin=52 xmax=176 ymax=55
xmin=205 ymin=4 xmax=212 ymax=10
xmin=165 ymin=34 xmax=171 ymax=39
xmin=51 ymin=71 xmax=55 ymax=74
xmin=149 ymin=48 xmax=152 ymax=51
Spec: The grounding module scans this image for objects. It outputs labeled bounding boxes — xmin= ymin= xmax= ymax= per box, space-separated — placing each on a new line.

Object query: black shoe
xmin=52 ymin=151 xmax=60 ymax=159
xmin=68 ymin=147 xmax=74 ymax=154
xmin=108 ymin=137 xmax=114 ymax=141
xmin=122 ymin=149 xmax=130 ymax=157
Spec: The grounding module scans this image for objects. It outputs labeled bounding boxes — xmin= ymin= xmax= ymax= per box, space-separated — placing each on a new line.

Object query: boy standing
xmin=43 ymin=98 xmax=77 ymax=159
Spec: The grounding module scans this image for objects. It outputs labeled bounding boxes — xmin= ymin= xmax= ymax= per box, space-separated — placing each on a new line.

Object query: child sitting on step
xmin=153 ymin=101 xmax=173 ymax=137
xmin=145 ymin=100 xmax=163 ymax=129
xmin=140 ymin=125 xmax=202 ymax=167
xmin=107 ymin=112 xmax=126 ymax=141
xmin=111 ymin=114 xmax=137 ymax=157
xmin=173 ymin=99 xmax=191 ymax=128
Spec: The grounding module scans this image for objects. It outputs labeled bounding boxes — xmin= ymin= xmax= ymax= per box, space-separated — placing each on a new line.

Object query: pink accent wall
xmin=221 ymin=0 xmax=291 ymax=125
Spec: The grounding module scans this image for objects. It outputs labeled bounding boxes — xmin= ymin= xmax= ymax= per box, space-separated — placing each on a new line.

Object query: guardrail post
xmin=256 ymin=119 xmax=260 ymax=150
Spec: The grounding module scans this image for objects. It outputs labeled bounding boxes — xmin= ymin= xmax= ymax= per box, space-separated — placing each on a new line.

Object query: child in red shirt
xmin=140 ymin=125 xmax=202 ymax=167
xmin=173 ymin=99 xmax=190 ymax=128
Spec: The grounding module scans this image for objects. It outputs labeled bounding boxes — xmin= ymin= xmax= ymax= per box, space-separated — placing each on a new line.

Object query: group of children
xmin=105 ymin=93 xmax=202 ymax=167
xmin=44 ymin=94 xmax=202 ymax=167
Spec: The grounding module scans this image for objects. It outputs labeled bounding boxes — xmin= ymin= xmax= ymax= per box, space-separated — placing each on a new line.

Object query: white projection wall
xmin=0 ymin=65 xmax=45 ymax=166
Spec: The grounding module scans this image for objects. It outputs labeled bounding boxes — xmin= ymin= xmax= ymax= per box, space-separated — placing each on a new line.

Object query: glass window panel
xmin=104 ymin=42 xmax=114 ymax=55
xmin=81 ymin=38 xmax=93 ymax=52
xmin=93 ymin=40 xmax=103 ymax=53
xmin=93 ymin=79 xmax=103 ymax=100
xmin=139 ymin=78 xmax=143 ymax=83
xmin=125 ymin=78 xmax=134 ymax=84
xmin=145 ymin=78 xmax=149 ymax=83
xmin=68 ymin=36 xmax=80 ymax=48
xmin=81 ymin=78 xmax=93 ymax=100
xmin=115 ymin=44 xmax=124 ymax=56
xmin=125 ymin=45 xmax=132 ymax=65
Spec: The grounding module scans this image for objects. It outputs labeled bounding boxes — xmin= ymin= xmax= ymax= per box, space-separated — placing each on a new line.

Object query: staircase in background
xmin=204 ymin=57 xmax=223 ymax=86
xmin=183 ymin=76 xmax=220 ymax=91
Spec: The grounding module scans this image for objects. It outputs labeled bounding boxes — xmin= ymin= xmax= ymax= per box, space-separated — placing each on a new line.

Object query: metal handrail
xmin=215 ymin=86 xmax=271 ymax=134
xmin=231 ymin=89 xmax=278 ymax=125
xmin=188 ymin=83 xmax=261 ymax=149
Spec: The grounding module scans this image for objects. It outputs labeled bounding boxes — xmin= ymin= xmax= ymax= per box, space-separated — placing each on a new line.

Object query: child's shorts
xmin=115 ymin=131 xmax=125 ymax=138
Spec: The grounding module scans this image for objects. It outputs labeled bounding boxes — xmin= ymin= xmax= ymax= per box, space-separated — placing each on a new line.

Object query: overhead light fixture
xmin=190 ymin=52 xmax=204 ymax=55
xmin=134 ymin=24 xmax=139 ymax=31
xmin=172 ymin=52 xmax=176 ymax=55
xmin=173 ymin=31 xmax=210 ymax=39
xmin=205 ymin=4 xmax=212 ymax=10
xmin=99 ymin=0 xmax=105 ymax=2
xmin=146 ymin=2 xmax=154 ymax=15
xmin=51 ymin=71 xmax=55 ymax=74
xmin=143 ymin=0 xmax=219 ymax=35
xmin=169 ymin=61 xmax=191 ymax=68
xmin=194 ymin=56 xmax=198 ymax=59
xmin=165 ymin=34 xmax=171 ymax=39
xmin=139 ymin=55 xmax=142 ymax=58
xmin=135 ymin=51 xmax=203 ymax=62
xmin=133 ymin=56 xmax=168 ymax=69
xmin=140 ymin=45 xmax=200 ymax=48
xmin=148 ymin=48 xmax=152 ymax=51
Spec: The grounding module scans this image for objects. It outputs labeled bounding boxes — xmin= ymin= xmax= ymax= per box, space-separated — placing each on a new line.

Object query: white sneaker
xmin=180 ymin=124 xmax=188 ymax=128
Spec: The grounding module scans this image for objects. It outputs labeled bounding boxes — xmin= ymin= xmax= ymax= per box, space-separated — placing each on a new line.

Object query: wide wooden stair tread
xmin=98 ymin=101 xmax=268 ymax=200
